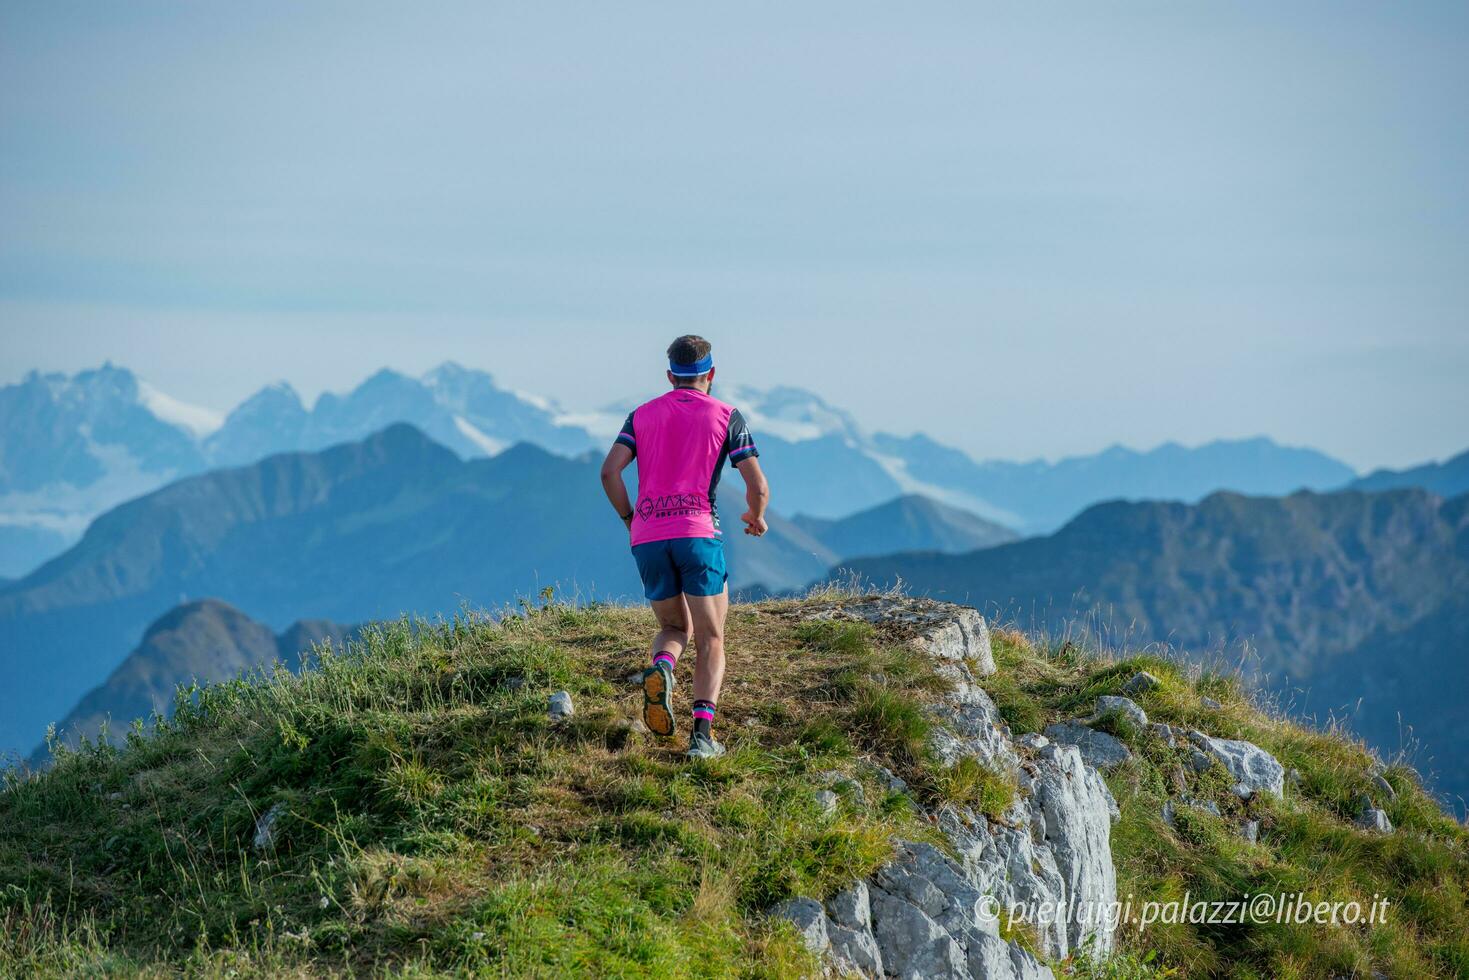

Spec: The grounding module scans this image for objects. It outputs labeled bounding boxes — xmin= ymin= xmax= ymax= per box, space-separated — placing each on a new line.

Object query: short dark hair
xmin=667 ymin=335 xmax=712 ymax=366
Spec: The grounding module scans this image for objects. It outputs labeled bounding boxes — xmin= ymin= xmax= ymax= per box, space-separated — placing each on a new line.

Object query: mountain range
xmin=0 ymin=425 xmax=1012 ymax=761
xmin=1 ymin=363 xmax=1372 ymax=576
xmin=37 ymin=599 xmax=356 ymax=761
xmin=1349 ymin=447 xmax=1469 ymax=497
xmin=8 ymin=362 xmax=1469 ymax=806
xmin=837 ymin=488 xmax=1469 ymax=808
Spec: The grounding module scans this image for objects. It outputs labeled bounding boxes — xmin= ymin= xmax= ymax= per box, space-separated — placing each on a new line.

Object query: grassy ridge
xmin=0 ymin=600 xmax=966 ymax=977
xmin=2 ymin=597 xmax=1466 ymax=978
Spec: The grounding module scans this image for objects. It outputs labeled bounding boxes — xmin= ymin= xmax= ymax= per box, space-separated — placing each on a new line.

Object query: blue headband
xmin=669 ymin=353 xmax=714 ymax=377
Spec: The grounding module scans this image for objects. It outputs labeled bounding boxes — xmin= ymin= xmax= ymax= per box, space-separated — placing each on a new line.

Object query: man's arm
xmin=735 ymin=456 xmax=769 ymax=536
xmin=601 ymin=444 xmax=636 ymax=529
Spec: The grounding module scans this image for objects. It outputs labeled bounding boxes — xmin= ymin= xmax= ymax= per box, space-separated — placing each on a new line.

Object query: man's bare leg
xmin=648 ymin=594 xmax=691 ymax=665
xmin=641 ymin=595 xmax=690 ymax=737
xmin=685 ymin=588 xmax=729 ymax=743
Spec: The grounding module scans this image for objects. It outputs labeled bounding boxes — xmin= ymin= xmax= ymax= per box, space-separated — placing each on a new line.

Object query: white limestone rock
xmin=1089 ymin=695 xmax=1148 ymax=728
xmin=547 ymin=690 xmax=575 ymax=720
xmin=1043 ymin=721 xmax=1132 ymax=772
xmin=769 ymin=897 xmax=831 ymax=955
xmin=1357 ymin=806 xmax=1394 ymax=834
xmin=1188 ymin=731 xmax=1285 ymax=799
xmin=1031 ymin=741 xmax=1119 ymax=956
xmin=794 ymin=598 xmax=1113 ymax=978
xmin=870 ymin=888 xmax=968 ymax=979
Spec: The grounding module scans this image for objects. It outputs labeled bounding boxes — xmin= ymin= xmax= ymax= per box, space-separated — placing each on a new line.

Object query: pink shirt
xmin=616 ymin=388 xmax=759 ymax=546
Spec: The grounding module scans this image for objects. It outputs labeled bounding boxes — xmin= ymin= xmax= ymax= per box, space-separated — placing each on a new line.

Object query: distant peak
xmin=370 ymin=421 xmax=434 ymax=443
xmin=228 ymin=381 xmax=305 ymax=417
xmin=424 ymin=360 xmax=472 ymax=380
xmin=141 ymin=598 xmax=249 ymax=639
xmin=351 ymin=368 xmax=419 ymax=394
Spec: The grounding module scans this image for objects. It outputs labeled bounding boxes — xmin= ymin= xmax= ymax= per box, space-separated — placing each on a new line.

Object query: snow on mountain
xmin=137 ymin=382 xmax=225 ymax=437
xmin=552 ymin=409 xmax=626 ymax=439
xmin=0 ymin=366 xmax=211 ymax=576
xmin=452 ymin=416 xmax=508 ymax=456
xmin=1 ymin=362 xmax=1366 ymax=579
xmin=720 ymin=383 xmax=863 ymax=444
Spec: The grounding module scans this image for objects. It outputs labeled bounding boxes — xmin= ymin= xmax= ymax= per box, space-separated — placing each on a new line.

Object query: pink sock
xmin=652 ymin=652 xmax=677 ymax=671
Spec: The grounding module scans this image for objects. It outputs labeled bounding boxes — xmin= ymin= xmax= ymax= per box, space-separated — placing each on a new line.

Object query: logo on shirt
xmin=637 ymin=492 xmax=708 ymax=520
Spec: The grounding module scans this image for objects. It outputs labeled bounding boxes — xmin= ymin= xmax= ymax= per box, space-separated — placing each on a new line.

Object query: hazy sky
xmin=3 ymin=2 xmax=1466 ymax=471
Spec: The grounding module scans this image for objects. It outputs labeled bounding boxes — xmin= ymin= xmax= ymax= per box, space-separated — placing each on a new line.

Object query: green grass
xmin=928 ymin=756 xmax=1017 ymax=821
xmin=4 ymin=602 xmax=1465 ymax=978
xmin=0 ymin=600 xmax=957 ymax=977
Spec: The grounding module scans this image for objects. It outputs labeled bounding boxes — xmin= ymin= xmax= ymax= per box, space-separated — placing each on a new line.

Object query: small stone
xmin=107 ymin=791 xmax=123 ymax=802
xmin=814 ymin=790 xmax=839 ymax=815
xmin=872 ymin=763 xmax=909 ymax=794
xmin=742 ymin=716 xmax=759 ymax=728
xmin=1356 ymin=807 xmax=1394 ymax=834
xmin=548 ymin=690 xmax=575 ymax=720
xmin=1017 ymin=732 xmax=1049 ymax=751
xmin=1189 ymin=731 xmax=1285 ymax=799
xmin=832 ymin=776 xmax=866 ymax=805
xmin=816 ymin=770 xmax=862 ymax=801
xmin=1371 ymin=774 xmax=1396 ymax=801
xmin=624 ymin=670 xmax=645 ymax=686
xmin=1121 ymin=671 xmax=1161 ymax=695
xmin=1149 ymin=723 xmax=1178 ymax=747
xmin=1188 ymin=747 xmax=1214 ymax=773
xmin=769 ymin=897 xmax=830 ymax=954
xmin=505 ymin=676 xmax=526 ymax=691
xmin=1162 ymin=797 xmax=1220 ymax=827
xmin=1200 ymin=696 xmax=1223 ymax=710
xmin=252 ymin=802 xmax=286 ymax=852
xmin=1091 ymin=695 xmax=1148 ymax=728
xmin=629 ymin=717 xmax=650 ymax=734
xmin=1241 ymin=819 xmax=1260 ymax=843
xmin=1168 ymin=766 xmax=1188 ymax=794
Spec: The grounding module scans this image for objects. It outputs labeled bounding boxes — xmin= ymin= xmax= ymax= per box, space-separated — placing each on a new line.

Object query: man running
xmin=600 ymin=336 xmax=769 ymax=759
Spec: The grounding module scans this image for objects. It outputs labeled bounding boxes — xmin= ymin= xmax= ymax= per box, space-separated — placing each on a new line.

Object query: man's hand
xmin=734 ymin=457 xmax=770 ymax=539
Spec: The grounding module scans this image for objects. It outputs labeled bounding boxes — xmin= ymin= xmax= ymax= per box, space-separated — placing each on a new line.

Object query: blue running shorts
xmin=631 ymin=536 xmax=727 ymax=601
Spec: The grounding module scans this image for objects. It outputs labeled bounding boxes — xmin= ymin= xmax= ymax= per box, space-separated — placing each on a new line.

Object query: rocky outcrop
xmin=1187 ymin=731 xmax=1285 ymax=800
xmin=781 ymin=598 xmax=1122 ymax=977
xmin=1042 ymin=721 xmax=1132 ymax=772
